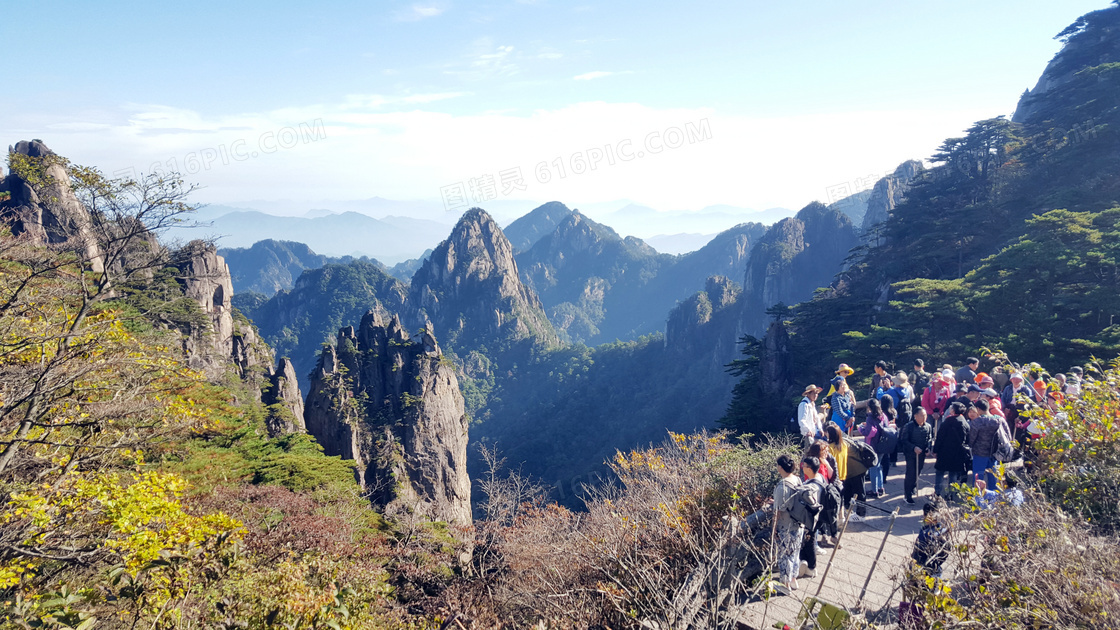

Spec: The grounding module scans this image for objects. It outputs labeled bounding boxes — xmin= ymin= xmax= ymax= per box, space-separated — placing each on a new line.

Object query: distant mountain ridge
xmin=220 ymin=240 xmax=428 ymax=296
xmin=167 ymin=209 xmax=447 ymax=265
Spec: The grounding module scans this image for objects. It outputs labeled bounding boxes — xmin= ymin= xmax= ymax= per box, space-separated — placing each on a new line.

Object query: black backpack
xmin=783 ymin=480 xmax=823 ymax=529
xmin=913 ymin=372 xmax=932 ymax=398
xmin=847 ymin=437 xmax=879 ymax=469
xmin=820 ymin=480 xmax=842 ymax=521
xmin=897 ymin=396 xmax=914 ymax=426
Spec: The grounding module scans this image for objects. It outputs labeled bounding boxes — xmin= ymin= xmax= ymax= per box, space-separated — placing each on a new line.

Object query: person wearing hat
xmin=1001 ymin=372 xmax=1039 ymax=433
xmin=921 ymin=371 xmax=953 ymax=432
xmin=981 ymin=388 xmax=1004 ymax=419
xmin=976 ymin=373 xmax=995 ymax=390
xmin=940 ymin=368 xmax=957 ymax=390
xmin=1065 ymin=367 xmax=1084 ymax=398
xmin=826 ymin=364 xmax=855 ymax=397
xmin=886 ymin=372 xmax=915 ymax=426
xmin=964 ymin=383 xmax=984 ymax=406
xmin=798 ymin=385 xmax=826 ymax=448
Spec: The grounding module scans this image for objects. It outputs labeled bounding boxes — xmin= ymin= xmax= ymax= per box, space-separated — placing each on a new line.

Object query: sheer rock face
xmin=175 ymin=241 xmax=241 ymax=380
xmin=304 ymin=312 xmax=471 ymax=525
xmin=739 ymin=202 xmax=858 ymax=338
xmin=409 ymin=207 xmax=556 ymax=355
xmin=759 ymin=318 xmax=793 ymax=400
xmin=860 ymin=160 xmax=924 ymax=233
xmin=263 ymin=357 xmax=306 ymax=436
xmin=665 ymin=276 xmax=742 ymax=377
xmin=1 ymin=140 xmax=104 ymax=271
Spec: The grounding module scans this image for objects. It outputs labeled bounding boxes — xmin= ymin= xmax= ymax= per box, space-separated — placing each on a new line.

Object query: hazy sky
xmin=1 ymin=1 xmax=1107 ymax=214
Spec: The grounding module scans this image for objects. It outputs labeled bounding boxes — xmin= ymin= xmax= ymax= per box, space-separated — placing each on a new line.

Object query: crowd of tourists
xmin=767 ymin=357 xmax=1077 ymax=591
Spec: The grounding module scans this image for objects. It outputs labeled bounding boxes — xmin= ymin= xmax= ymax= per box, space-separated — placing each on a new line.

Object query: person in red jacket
xmin=922 ymin=371 xmax=952 ymax=432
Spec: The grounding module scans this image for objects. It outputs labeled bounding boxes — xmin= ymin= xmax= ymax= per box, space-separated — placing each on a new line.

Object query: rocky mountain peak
xmin=860 ymin=160 xmax=924 ymax=233
xmin=263 ymin=357 xmax=306 ymax=436
xmin=303 ymin=315 xmax=471 ymax=525
xmin=503 ymin=201 xmax=574 ymax=252
xmin=409 ymin=207 xmax=557 ymax=353
xmin=739 ymin=202 xmax=858 ymax=337
xmin=1 ymin=140 xmax=104 ymax=271
xmin=1014 ymin=5 xmax=1120 ymax=124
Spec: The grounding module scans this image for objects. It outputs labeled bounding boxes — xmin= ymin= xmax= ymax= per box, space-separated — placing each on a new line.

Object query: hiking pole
xmin=856 ymin=507 xmax=900 ymax=608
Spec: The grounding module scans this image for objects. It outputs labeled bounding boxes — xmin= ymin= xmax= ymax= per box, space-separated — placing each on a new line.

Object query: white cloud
xmin=24 ymin=99 xmax=994 ymax=217
xmin=444 ymin=39 xmax=518 ymax=80
xmin=396 ymin=4 xmax=444 ymax=21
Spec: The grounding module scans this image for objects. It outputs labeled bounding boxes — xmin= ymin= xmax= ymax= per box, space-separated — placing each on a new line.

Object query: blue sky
xmin=1 ymin=1 xmax=1109 ymax=219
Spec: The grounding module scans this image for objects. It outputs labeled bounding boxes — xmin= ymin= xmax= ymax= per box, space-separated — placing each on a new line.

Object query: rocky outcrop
xmin=174 ymin=241 xmax=242 ymax=380
xmin=665 ymin=276 xmax=743 ymax=376
xmin=759 ymin=318 xmax=793 ymax=401
xmin=1013 ymin=6 xmax=1120 ymax=124
xmin=739 ymin=202 xmax=859 ymax=338
xmin=263 ymin=357 xmax=306 ymax=436
xmin=1 ymin=140 xmax=104 ymax=271
xmin=860 ymin=160 xmax=924 ymax=233
xmin=304 ymin=312 xmax=471 ymax=525
xmin=409 ymin=207 xmax=557 ymax=355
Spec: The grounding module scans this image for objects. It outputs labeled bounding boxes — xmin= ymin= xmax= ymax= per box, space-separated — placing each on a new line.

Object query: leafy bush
xmin=1023 ymin=360 xmax=1120 ymax=532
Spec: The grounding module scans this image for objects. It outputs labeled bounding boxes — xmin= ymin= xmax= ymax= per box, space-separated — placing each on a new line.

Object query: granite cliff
xmin=0 ymin=140 xmax=105 ymax=272
xmin=303 ymin=312 xmax=471 ymax=525
xmin=739 ymin=202 xmax=859 ymax=338
xmin=860 ymin=160 xmax=925 ymax=233
xmin=409 ymin=208 xmax=557 ymax=357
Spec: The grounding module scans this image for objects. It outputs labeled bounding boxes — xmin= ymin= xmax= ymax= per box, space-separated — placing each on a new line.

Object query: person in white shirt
xmin=798 ymin=384 xmax=825 ymax=448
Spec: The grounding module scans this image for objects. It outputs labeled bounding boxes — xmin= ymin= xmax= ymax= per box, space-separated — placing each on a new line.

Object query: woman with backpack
xmin=828 ymin=424 xmax=869 ymax=522
xmin=808 ymin=441 xmax=842 ymax=546
xmin=772 ymin=454 xmax=804 ymax=591
xmin=879 ymin=394 xmax=901 ymax=479
xmin=797 ymin=457 xmax=827 ymax=580
xmin=859 ymin=398 xmax=887 ymax=498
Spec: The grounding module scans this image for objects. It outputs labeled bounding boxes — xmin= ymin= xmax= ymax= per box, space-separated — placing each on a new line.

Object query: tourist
xmin=808 ymin=441 xmax=840 ymax=545
xmin=911 ymin=359 xmax=933 ymax=399
xmin=956 ymin=357 xmax=979 ymax=385
xmin=826 ymin=363 xmax=855 ymax=397
xmin=879 ymin=394 xmax=901 ymax=473
xmin=859 ymin=398 xmax=887 ymax=498
xmin=797 ymin=456 xmax=827 ymax=580
xmin=829 ymin=424 xmax=867 ymax=521
xmin=932 ymin=401 xmax=971 ymax=499
xmin=900 ymin=407 xmax=933 ymax=504
xmin=912 ymin=500 xmax=949 ymax=578
xmin=967 ymin=398 xmax=1003 ymax=488
xmin=772 ymin=454 xmax=804 ymax=591
xmin=829 ymin=378 xmax=856 ymax=434
xmin=797 ymin=384 xmax=825 ymax=448
xmin=921 ymin=371 xmax=952 ymax=428
xmin=870 ymin=360 xmax=889 ymax=399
